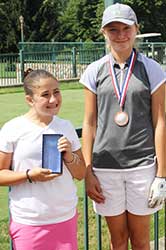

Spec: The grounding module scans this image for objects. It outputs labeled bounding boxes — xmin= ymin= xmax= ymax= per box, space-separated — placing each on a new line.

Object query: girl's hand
xmin=28 ymin=167 xmax=60 ymax=182
xmin=57 ymin=136 xmax=73 ymax=163
xmin=85 ymin=170 xmax=105 ymax=204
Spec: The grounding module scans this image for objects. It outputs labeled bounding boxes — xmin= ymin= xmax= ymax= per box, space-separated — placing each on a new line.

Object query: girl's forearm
xmin=0 ymin=169 xmax=27 ymax=186
xmin=64 ymin=152 xmax=86 ymax=180
xmin=155 ymin=121 xmax=166 ymax=177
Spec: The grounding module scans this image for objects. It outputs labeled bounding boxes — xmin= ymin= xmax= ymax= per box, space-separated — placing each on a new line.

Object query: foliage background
xmin=0 ymin=0 xmax=166 ymax=53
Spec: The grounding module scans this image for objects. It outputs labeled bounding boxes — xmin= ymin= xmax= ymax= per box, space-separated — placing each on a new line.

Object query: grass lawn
xmin=0 ymin=84 xmax=84 ymax=128
xmin=0 ymin=84 xmax=165 ymax=250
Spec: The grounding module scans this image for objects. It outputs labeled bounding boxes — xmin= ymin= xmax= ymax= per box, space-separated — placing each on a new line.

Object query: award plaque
xmin=114 ymin=111 xmax=129 ymax=127
xmin=42 ymin=134 xmax=63 ymax=174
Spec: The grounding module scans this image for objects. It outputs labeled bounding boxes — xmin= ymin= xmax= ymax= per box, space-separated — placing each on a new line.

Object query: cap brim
xmin=102 ymin=18 xmax=135 ymax=28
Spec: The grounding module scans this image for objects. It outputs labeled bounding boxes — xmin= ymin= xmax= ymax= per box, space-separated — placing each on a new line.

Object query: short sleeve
xmin=79 ymin=61 xmax=98 ymax=94
xmin=65 ymin=121 xmax=81 ymax=151
xmin=80 ymin=54 xmax=112 ymax=94
xmin=0 ymin=123 xmax=14 ymax=153
xmin=140 ymin=55 xmax=166 ymax=94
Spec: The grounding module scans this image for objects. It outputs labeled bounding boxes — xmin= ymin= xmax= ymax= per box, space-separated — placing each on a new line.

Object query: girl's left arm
xmin=152 ymin=83 xmax=166 ymax=177
xmin=64 ymin=149 xmax=86 ymax=180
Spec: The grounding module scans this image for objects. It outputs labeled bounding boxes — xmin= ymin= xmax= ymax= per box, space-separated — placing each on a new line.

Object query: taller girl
xmin=80 ymin=3 xmax=166 ymax=250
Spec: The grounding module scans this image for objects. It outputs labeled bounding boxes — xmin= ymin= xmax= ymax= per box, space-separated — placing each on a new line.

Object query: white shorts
xmin=93 ymin=165 xmax=163 ymax=216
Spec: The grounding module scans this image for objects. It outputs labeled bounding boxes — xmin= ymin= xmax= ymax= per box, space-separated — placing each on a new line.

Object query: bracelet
xmin=64 ymin=153 xmax=75 ymax=164
xmin=26 ymin=169 xmax=33 ymax=183
xmin=64 ymin=153 xmax=81 ymax=165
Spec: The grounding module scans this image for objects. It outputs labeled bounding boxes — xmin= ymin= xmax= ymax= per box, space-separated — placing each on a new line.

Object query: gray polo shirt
xmin=80 ymin=51 xmax=166 ymax=170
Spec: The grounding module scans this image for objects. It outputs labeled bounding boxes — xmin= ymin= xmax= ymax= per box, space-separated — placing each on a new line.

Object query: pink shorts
xmin=10 ymin=213 xmax=78 ymax=250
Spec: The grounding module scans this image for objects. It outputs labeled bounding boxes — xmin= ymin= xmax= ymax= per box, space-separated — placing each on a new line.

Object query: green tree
xmin=20 ymin=0 xmax=43 ymax=42
xmin=1 ymin=0 xmax=166 ymax=53
xmin=0 ymin=2 xmax=8 ymax=52
xmin=123 ymin=0 xmax=166 ymax=41
xmin=0 ymin=0 xmax=65 ymax=51
xmin=0 ymin=1 xmax=22 ymax=52
xmin=59 ymin=0 xmax=103 ymax=42
xmin=28 ymin=0 xmax=63 ymax=42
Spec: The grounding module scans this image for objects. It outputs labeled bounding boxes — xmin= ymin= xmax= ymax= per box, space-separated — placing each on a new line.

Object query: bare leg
xmin=105 ymin=212 xmax=129 ymax=250
xmin=127 ymin=212 xmax=151 ymax=250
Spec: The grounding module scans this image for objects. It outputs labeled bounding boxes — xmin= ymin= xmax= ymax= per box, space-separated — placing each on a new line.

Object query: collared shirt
xmin=80 ymin=51 xmax=166 ymax=170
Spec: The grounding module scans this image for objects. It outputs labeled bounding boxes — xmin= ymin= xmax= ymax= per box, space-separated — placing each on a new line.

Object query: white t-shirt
xmin=0 ymin=116 xmax=81 ymax=225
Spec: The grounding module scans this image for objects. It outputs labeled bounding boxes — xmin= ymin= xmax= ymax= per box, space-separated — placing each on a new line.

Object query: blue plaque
xmin=42 ymin=134 xmax=63 ymax=174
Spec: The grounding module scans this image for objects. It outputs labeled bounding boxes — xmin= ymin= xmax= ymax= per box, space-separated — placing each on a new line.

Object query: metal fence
xmin=18 ymin=41 xmax=105 ymax=52
xmin=1 ymin=42 xmax=166 ymax=87
xmin=17 ymin=41 xmax=166 ymax=66
xmin=0 ymin=47 xmax=105 ymax=86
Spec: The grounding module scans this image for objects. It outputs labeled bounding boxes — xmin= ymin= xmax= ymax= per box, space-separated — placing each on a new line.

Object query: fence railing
xmin=0 ymin=48 xmax=105 ymax=86
xmin=1 ymin=42 xmax=166 ymax=87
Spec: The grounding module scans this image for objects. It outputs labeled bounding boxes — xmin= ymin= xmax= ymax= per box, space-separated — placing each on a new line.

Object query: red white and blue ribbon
xmin=109 ymin=50 xmax=136 ymax=108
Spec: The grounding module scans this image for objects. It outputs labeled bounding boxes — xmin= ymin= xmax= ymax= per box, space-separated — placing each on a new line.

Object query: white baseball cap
xmin=101 ymin=3 xmax=138 ymax=28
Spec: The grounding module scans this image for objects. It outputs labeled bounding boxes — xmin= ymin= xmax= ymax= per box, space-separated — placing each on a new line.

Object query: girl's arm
xmin=0 ymin=151 xmax=27 ymax=185
xmin=152 ymin=83 xmax=166 ymax=177
xmin=82 ymin=87 xmax=97 ymax=172
xmin=63 ymin=149 xmax=86 ymax=180
xmin=147 ymin=83 xmax=166 ymax=208
xmin=82 ymin=87 xmax=105 ymax=203
xmin=0 ymin=151 xmax=60 ymax=186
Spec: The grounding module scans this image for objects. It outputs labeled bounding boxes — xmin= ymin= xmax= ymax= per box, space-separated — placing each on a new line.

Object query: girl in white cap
xmin=80 ymin=3 xmax=166 ymax=250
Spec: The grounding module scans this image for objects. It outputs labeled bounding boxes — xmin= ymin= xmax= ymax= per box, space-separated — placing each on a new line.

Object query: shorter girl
xmin=0 ymin=69 xmax=86 ymax=250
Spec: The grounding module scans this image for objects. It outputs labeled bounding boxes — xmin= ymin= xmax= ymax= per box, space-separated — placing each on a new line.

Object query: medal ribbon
xmin=109 ymin=50 xmax=136 ymax=108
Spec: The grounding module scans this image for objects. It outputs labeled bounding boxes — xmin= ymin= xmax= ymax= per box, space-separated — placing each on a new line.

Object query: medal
xmin=109 ymin=50 xmax=136 ymax=127
xmin=114 ymin=110 xmax=129 ymax=126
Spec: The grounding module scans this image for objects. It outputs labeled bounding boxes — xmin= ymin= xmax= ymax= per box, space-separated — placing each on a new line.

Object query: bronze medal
xmin=114 ymin=111 xmax=129 ymax=126
xmin=109 ymin=50 xmax=136 ymax=128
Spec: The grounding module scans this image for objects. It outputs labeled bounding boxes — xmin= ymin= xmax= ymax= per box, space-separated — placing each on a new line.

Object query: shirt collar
xmin=109 ymin=49 xmax=137 ymax=69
